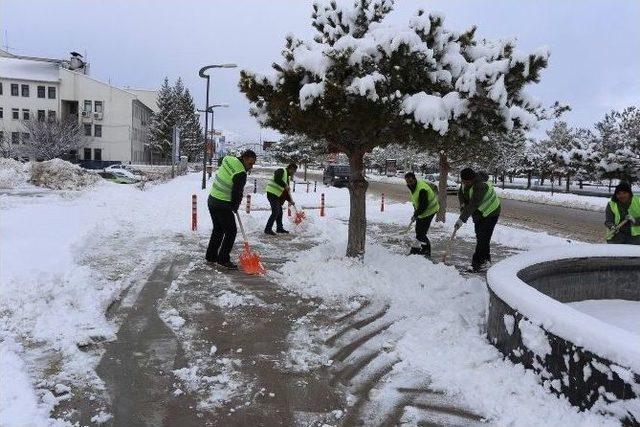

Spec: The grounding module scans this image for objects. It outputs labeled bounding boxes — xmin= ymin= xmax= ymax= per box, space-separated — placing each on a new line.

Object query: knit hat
xmin=614 ymin=181 xmax=632 ymax=195
xmin=460 ymin=168 xmax=476 ymax=181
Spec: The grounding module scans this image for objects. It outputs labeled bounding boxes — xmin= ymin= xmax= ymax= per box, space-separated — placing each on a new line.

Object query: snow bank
xmin=30 ymin=159 xmax=100 ymax=190
xmin=487 ymin=244 xmax=640 ymax=372
xmin=0 ymin=158 xmax=29 ymax=189
xmin=495 ymin=187 xmax=606 ymax=212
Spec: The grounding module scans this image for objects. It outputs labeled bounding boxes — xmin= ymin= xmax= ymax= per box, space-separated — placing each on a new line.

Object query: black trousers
xmin=414 ymin=214 xmax=435 ymax=256
xmin=206 ymin=196 xmax=237 ymax=263
xmin=472 ymin=213 xmax=499 ymax=267
xmin=607 ymin=233 xmax=640 ymax=245
xmin=265 ymin=192 xmax=284 ymax=232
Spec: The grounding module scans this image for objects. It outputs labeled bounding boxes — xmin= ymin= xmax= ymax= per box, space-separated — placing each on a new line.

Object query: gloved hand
xmin=454 ymin=219 xmax=464 ymax=230
xmin=625 ymin=214 xmax=636 ymax=224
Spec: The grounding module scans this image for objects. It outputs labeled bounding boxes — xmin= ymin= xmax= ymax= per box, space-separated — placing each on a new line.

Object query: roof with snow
xmin=0 ymin=57 xmax=60 ymax=83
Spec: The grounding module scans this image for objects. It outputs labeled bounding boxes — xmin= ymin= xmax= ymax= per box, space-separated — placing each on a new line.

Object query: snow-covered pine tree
xmin=270 ymin=134 xmax=325 ymax=181
xmin=542 ymin=121 xmax=577 ymax=190
xmin=239 ymin=0 xmax=565 ymax=256
xmin=596 ymin=106 xmax=640 ymax=184
xmin=148 ymin=77 xmax=176 ymax=161
xmin=479 ymin=130 xmax=526 ymax=187
xmin=177 ymin=88 xmax=203 ymax=161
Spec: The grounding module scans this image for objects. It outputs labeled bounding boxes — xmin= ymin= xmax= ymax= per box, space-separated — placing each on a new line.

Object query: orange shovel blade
xmin=293 ymin=211 xmax=306 ymax=225
xmin=239 ymin=242 xmax=266 ymax=275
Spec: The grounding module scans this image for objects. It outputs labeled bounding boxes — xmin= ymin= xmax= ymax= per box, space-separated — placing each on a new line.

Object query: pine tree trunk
xmin=501 ymin=172 xmax=506 ymax=189
xmin=346 ymin=151 xmax=368 ymax=258
xmin=508 ymin=174 xmax=513 ymax=183
xmin=304 ymin=163 xmax=308 ymax=182
xmin=436 ymin=152 xmax=449 ymax=223
xmin=579 ymin=180 xmax=583 ymax=189
xmin=527 ymin=172 xmax=532 ymax=189
xmin=493 ymin=170 xmax=498 ymax=184
xmin=540 ymin=174 xmax=545 ymax=186
xmin=565 ymin=174 xmax=570 ymax=192
xmin=558 ymin=176 xmax=562 ymax=185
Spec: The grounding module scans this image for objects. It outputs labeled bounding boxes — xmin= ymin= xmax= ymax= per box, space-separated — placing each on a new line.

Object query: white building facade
xmin=0 ymin=49 xmax=157 ymax=165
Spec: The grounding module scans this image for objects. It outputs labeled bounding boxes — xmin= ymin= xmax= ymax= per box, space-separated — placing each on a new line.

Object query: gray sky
xmin=2 ymin=0 xmax=639 ymax=144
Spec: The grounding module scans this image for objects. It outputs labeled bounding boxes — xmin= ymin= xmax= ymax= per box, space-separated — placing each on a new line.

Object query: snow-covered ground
xmin=495 ymin=187 xmax=607 ymax=212
xmin=0 ymin=169 xmax=629 ymax=425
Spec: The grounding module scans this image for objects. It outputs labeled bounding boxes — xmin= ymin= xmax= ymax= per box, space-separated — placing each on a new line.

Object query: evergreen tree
xmin=596 ymin=106 xmax=640 ymax=183
xmin=148 ymin=77 xmax=176 ymax=159
xmin=271 ymin=134 xmax=325 ymax=180
xmin=177 ymin=88 xmax=203 ymax=161
xmin=240 ymin=0 xmax=565 ymax=256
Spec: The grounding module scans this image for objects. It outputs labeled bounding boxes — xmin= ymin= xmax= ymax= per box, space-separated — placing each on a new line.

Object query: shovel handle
xmin=607 ymin=219 xmax=630 ymax=240
xmin=235 ymin=211 xmax=249 ymax=244
xmin=442 ymin=228 xmax=458 ymax=263
xmin=406 ymin=218 xmax=416 ymax=233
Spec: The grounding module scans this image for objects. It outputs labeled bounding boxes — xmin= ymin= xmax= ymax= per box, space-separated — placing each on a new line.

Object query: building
xmin=0 ymin=49 xmax=157 ymax=165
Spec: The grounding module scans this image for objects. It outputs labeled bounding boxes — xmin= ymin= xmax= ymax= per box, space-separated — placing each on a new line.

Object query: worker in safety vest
xmin=264 ymin=163 xmax=298 ymax=235
xmin=206 ymin=150 xmax=257 ymax=269
xmin=454 ymin=168 xmax=501 ymax=272
xmin=605 ymin=181 xmax=640 ymax=245
xmin=405 ymin=172 xmax=439 ymax=257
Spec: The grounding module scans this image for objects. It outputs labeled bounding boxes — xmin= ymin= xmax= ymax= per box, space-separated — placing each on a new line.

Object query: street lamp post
xmin=197 ymin=104 xmax=229 ymax=176
xmin=199 ymin=64 xmax=237 ymax=190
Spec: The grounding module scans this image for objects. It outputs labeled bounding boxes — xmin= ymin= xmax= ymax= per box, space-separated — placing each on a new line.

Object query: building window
xmin=21 ymin=84 xmax=30 ymax=97
xmin=84 ymin=124 xmax=92 ymax=136
xmin=22 ymin=133 xmax=30 ymax=143
xmin=94 ymin=124 xmax=102 ymax=137
xmin=38 ymin=110 xmax=46 ymax=121
xmin=84 ymin=148 xmax=92 ymax=160
xmin=22 ymin=109 xmax=30 ymax=120
xmin=12 ymin=132 xmax=19 ymax=144
xmin=94 ymin=101 xmax=103 ymax=113
xmin=0 ymin=107 xmax=3 ymax=119
xmin=48 ymin=110 xmax=56 ymax=121
xmin=84 ymin=100 xmax=92 ymax=113
xmin=12 ymin=108 xmax=19 ymax=120
xmin=37 ymin=86 xmax=46 ymax=98
xmin=11 ymin=84 xmax=18 ymax=96
xmin=94 ymin=148 xmax=102 ymax=161
xmin=48 ymin=86 xmax=56 ymax=99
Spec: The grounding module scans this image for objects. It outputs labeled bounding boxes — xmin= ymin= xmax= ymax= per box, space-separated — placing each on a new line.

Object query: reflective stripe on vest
xmin=469 ymin=182 xmax=500 ymax=217
xmin=608 ymin=195 xmax=640 ymax=237
xmin=210 ymin=156 xmax=245 ymax=202
xmin=266 ymin=168 xmax=289 ymax=197
xmin=411 ymin=179 xmax=440 ymax=219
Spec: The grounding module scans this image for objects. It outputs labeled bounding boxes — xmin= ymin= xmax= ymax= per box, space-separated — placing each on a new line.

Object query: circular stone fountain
xmin=486 ymin=244 xmax=640 ymax=423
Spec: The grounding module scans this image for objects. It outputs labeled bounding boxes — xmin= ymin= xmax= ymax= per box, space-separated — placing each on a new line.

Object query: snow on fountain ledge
xmin=487 ymin=244 xmax=640 ymax=373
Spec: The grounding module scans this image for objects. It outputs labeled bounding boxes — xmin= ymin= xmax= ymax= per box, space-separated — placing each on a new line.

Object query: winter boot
xmin=409 ymin=246 xmax=422 ymax=255
xmin=419 ymin=244 xmax=431 ymax=258
xmin=217 ymin=260 xmax=238 ymax=270
xmin=264 ymin=229 xmax=276 ymax=236
xmin=276 ymin=228 xmax=290 ymax=234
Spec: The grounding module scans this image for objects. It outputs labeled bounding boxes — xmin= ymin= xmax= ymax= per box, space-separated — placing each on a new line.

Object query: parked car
xmin=424 ymin=173 xmax=459 ymax=194
xmin=104 ymin=164 xmax=143 ymax=180
xmin=323 ymin=164 xmax=350 ymax=187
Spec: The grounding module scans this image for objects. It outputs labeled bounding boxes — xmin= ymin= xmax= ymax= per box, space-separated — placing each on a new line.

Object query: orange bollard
xmin=288 ymin=202 xmax=292 ymax=217
xmin=191 ymin=194 xmax=197 ymax=231
xmin=320 ymin=193 xmax=325 ymax=217
xmin=381 ymin=193 xmax=385 ymax=212
xmin=246 ymin=194 xmax=251 ymax=214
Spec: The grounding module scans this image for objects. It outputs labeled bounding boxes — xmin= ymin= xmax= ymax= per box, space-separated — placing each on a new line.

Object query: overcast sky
xmin=2 ymin=0 xmax=639 ymax=144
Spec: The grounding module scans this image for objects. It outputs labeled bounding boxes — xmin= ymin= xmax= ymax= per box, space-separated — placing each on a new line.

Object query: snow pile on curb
xmin=30 ymin=159 xmax=100 ymax=190
xmin=0 ymin=158 xmax=30 ymax=189
xmin=495 ymin=187 xmax=606 ymax=212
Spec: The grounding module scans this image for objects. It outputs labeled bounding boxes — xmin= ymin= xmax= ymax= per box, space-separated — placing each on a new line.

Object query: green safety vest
xmin=608 ymin=195 xmax=640 ymax=238
xmin=411 ymin=179 xmax=440 ymax=218
xmin=210 ymin=156 xmax=245 ymax=202
xmin=467 ymin=181 xmax=500 ymax=217
xmin=265 ymin=168 xmax=289 ymax=197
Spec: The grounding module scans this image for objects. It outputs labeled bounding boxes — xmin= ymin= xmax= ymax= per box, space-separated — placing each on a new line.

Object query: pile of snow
xmin=567 ymin=300 xmax=640 ymax=336
xmin=495 ymin=187 xmax=607 ymax=211
xmin=30 ymin=159 xmax=100 ymax=190
xmin=0 ymin=158 xmax=29 ymax=189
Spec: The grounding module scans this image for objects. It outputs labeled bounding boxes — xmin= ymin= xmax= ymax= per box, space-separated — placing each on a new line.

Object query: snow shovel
xmin=606 ymin=219 xmax=629 ymax=241
xmin=235 ymin=212 xmax=266 ymax=275
xmin=291 ymin=203 xmax=306 ymax=225
xmin=441 ymin=227 xmax=458 ymax=264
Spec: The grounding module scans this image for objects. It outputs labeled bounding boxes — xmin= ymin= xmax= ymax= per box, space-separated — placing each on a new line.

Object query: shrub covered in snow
xmin=0 ymin=158 xmax=30 ymax=189
xmin=29 ymin=159 xmax=100 ymax=190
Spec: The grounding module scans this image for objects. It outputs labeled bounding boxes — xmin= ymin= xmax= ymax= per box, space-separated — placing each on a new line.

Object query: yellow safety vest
xmin=266 ymin=168 xmax=289 ymax=197
xmin=608 ymin=195 xmax=640 ymax=238
xmin=210 ymin=156 xmax=245 ymax=202
xmin=411 ymin=179 xmax=439 ymax=218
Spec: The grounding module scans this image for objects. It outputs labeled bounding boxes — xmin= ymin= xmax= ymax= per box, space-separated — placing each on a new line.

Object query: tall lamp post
xmin=199 ymin=63 xmax=237 ymax=190
xmin=197 ymin=103 xmax=229 ymax=174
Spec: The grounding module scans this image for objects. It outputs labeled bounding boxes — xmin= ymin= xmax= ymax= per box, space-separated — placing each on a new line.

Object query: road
xmin=286 ymin=169 xmax=605 ymax=243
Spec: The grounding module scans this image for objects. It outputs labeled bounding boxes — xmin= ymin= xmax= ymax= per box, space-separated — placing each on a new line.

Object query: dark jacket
xmin=458 ymin=178 xmax=500 ymax=223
